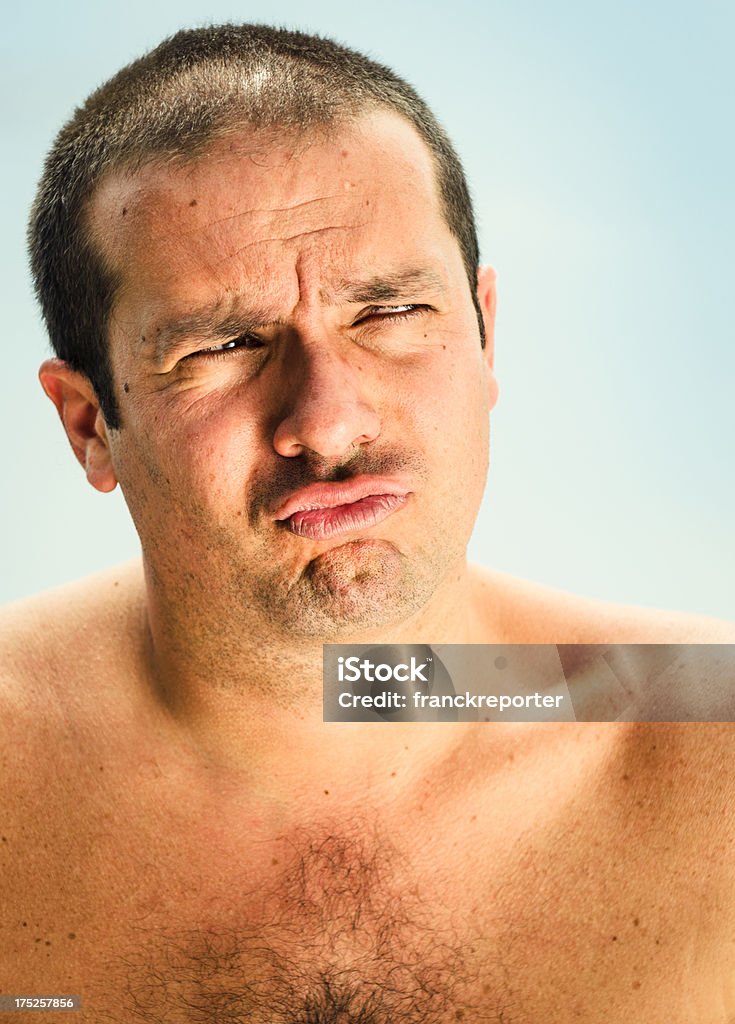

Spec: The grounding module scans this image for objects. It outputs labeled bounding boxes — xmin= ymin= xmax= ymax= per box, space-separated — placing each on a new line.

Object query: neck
xmin=138 ymin=554 xmax=497 ymax=785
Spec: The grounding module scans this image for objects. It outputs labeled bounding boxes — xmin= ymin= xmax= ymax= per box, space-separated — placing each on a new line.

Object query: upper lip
xmin=273 ymin=476 xmax=411 ymax=521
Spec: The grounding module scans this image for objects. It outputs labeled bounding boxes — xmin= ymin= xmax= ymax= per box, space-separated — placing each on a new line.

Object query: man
xmin=2 ymin=23 xmax=734 ymax=1022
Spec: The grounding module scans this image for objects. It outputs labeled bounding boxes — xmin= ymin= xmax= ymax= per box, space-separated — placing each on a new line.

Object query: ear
xmin=39 ymin=359 xmax=118 ymax=493
xmin=477 ymin=265 xmax=499 ymax=410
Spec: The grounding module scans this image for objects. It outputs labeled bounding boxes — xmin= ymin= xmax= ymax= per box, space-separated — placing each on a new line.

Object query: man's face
xmin=89 ymin=110 xmax=497 ymax=639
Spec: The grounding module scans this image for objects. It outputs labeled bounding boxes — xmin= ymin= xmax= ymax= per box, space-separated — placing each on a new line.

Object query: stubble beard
xmin=245 ymin=536 xmax=449 ymax=641
xmin=153 ymin=444 xmax=476 ymax=645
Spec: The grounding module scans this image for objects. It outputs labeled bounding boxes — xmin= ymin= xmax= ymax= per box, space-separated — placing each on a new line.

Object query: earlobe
xmin=39 ymin=358 xmax=118 ymax=494
xmin=476 ymin=266 xmax=499 ymax=411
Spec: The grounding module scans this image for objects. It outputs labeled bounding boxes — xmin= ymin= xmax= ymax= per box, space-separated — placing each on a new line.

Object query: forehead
xmin=88 ymin=111 xmax=462 ymax=322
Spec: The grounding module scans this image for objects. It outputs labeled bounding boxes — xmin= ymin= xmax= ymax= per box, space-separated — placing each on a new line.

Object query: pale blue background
xmin=2 ymin=0 xmax=733 ymax=617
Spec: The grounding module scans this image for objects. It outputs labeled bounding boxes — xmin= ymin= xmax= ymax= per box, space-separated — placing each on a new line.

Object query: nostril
xmin=272 ymin=397 xmax=380 ymax=460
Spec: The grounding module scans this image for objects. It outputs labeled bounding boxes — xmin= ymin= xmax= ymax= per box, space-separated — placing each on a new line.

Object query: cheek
xmin=178 ymin=424 xmax=264 ymax=513
xmin=114 ymin=394 xmax=264 ymax=515
xmin=398 ymin=355 xmax=489 ymax=464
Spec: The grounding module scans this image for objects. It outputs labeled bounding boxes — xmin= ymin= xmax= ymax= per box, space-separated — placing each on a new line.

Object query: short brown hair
xmin=28 ymin=24 xmax=483 ymax=429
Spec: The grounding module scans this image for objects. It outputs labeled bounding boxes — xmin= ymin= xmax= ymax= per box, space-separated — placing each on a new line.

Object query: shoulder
xmin=0 ymin=562 xmax=147 ymax=831
xmin=470 ymin=566 xmax=735 ymax=721
xmin=0 ymin=560 xmax=146 ymax=710
xmin=470 ymin=565 xmax=735 ymax=644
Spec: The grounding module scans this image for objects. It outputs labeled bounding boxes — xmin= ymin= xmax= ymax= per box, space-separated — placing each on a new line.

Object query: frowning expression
xmin=89 ymin=110 xmax=498 ymax=637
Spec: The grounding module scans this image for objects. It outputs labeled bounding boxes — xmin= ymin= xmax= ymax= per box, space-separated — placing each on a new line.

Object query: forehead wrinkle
xmin=196 ymin=193 xmax=354 ymax=233
xmin=161 ymin=196 xmax=359 ymax=257
xmin=213 ymin=222 xmax=367 ymax=269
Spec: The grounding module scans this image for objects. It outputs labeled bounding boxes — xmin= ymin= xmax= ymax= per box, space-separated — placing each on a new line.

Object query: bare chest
xmin=5 ymin=728 xmax=733 ymax=1023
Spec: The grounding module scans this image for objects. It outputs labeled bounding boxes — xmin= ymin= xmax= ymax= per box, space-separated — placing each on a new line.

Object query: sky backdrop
xmin=2 ymin=0 xmax=733 ymax=618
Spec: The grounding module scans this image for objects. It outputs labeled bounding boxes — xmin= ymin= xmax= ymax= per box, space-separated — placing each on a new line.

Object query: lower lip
xmin=281 ymin=493 xmax=408 ymax=540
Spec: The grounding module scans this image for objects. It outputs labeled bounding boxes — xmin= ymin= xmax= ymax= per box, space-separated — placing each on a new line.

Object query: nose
xmin=272 ymin=344 xmax=381 ymax=459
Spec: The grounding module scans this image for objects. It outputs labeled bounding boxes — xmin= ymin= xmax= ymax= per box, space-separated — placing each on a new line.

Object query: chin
xmin=252 ymin=539 xmax=437 ymax=640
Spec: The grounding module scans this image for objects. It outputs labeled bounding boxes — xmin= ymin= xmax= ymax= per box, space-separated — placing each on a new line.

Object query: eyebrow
xmin=148 ymin=266 xmax=446 ymax=361
xmin=147 ymin=302 xmax=283 ymax=362
xmin=328 ymin=266 xmax=447 ymax=304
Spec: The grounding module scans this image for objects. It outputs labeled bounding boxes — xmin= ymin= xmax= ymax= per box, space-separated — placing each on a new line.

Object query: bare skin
xmin=3 ymin=112 xmax=735 ymax=1021
xmin=1 ymin=565 xmax=735 ymax=1023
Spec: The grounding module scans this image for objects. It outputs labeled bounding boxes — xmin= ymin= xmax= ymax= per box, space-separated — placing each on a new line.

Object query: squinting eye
xmin=372 ymin=305 xmax=417 ymax=316
xmin=354 ymin=304 xmax=427 ymax=325
xmin=191 ymin=335 xmax=264 ymax=359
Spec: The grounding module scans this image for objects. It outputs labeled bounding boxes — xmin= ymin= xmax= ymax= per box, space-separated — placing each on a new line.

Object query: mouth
xmin=273 ymin=477 xmax=411 ymax=541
